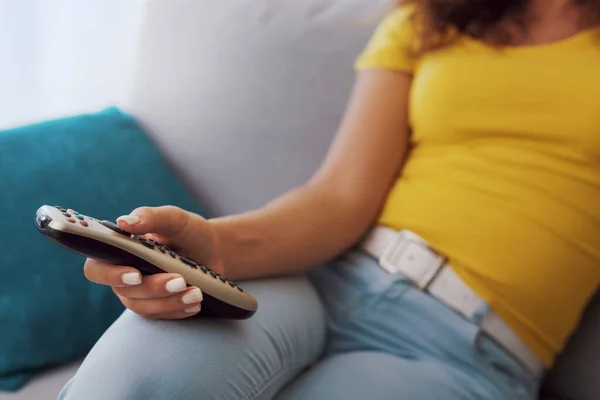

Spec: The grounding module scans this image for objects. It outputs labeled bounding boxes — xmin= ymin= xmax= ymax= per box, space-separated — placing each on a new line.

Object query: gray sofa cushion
xmin=126 ymin=1 xmax=599 ymax=398
xmin=0 ymin=361 xmax=80 ymax=400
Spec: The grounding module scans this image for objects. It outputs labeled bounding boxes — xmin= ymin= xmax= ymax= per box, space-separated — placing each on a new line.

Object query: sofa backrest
xmin=126 ymin=1 xmax=599 ymax=399
xmin=127 ymin=0 xmax=391 ymax=216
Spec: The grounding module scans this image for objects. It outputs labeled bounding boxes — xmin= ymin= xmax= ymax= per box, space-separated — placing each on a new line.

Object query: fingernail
xmin=122 ymin=272 xmax=142 ymax=285
xmin=117 ymin=214 xmax=140 ymax=225
xmin=166 ymin=277 xmax=187 ymax=293
xmin=182 ymin=288 xmax=203 ymax=304
xmin=185 ymin=305 xmax=201 ymax=314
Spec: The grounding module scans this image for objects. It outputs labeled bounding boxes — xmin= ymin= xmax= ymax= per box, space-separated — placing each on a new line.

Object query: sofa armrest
xmin=541 ymin=291 xmax=600 ymax=400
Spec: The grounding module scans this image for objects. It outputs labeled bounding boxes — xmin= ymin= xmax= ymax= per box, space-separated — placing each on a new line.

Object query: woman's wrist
xmin=207 ymin=215 xmax=269 ymax=281
xmin=202 ymin=218 xmax=228 ymax=275
xmin=207 ymin=217 xmax=250 ymax=280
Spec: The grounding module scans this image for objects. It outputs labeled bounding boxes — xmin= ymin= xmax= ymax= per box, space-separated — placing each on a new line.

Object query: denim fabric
xmin=59 ymin=251 xmax=538 ymax=399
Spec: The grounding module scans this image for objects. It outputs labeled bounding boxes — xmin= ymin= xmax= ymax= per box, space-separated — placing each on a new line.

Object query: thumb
xmin=116 ymin=206 xmax=190 ymax=237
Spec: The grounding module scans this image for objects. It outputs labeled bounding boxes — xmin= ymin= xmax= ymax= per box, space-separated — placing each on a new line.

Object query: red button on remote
xmin=80 ymin=220 xmax=89 ymax=227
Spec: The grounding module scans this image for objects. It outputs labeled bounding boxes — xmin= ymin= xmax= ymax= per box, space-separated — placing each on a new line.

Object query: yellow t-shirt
xmin=356 ymin=6 xmax=600 ymax=366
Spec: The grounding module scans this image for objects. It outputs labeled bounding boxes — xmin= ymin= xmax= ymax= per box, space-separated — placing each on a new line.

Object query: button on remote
xmin=100 ymin=221 xmax=131 ymax=237
xmin=179 ymin=256 xmax=198 ymax=269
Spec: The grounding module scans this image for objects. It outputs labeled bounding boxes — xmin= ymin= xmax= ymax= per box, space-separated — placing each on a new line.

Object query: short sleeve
xmin=354 ymin=6 xmax=420 ymax=73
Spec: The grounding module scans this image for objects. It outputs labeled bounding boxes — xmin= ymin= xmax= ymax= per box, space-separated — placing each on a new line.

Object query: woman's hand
xmin=83 ymin=206 xmax=224 ymax=319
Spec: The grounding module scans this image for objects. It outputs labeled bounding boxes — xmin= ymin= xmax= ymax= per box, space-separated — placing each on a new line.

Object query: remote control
xmin=35 ymin=205 xmax=257 ymax=319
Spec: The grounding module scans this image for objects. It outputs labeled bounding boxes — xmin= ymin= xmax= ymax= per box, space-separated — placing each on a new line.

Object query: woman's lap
xmin=291 ymin=251 xmax=537 ymax=399
xmin=275 ymin=351 xmax=478 ymax=400
xmin=58 ymin=275 xmax=327 ymax=400
xmin=59 ymin=251 xmax=538 ymax=400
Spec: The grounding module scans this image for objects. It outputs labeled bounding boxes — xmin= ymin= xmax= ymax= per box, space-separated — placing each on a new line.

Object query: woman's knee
xmin=59 ymin=275 xmax=326 ymax=400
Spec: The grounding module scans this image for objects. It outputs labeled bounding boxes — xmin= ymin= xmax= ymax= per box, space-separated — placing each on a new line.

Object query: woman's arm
xmin=83 ymin=69 xmax=413 ymax=320
xmin=212 ymin=70 xmax=412 ymax=280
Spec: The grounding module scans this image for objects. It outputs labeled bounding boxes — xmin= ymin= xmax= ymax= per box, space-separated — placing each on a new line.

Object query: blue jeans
xmin=58 ymin=251 xmax=539 ymax=399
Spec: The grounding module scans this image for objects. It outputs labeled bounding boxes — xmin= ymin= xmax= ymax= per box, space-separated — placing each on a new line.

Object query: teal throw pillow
xmin=0 ymin=108 xmax=207 ymax=391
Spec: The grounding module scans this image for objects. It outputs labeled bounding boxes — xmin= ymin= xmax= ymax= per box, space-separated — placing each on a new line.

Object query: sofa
xmin=2 ymin=1 xmax=598 ymax=399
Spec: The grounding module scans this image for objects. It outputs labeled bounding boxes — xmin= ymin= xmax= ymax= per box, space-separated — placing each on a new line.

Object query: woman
xmin=59 ymin=0 xmax=599 ymax=399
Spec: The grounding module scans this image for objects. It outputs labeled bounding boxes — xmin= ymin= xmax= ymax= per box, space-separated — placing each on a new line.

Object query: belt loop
xmin=471 ymin=303 xmax=491 ymax=326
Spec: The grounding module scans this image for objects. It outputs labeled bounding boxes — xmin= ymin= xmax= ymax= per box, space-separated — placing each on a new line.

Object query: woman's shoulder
xmin=375 ymin=3 xmax=420 ymax=41
xmin=386 ymin=3 xmax=418 ymax=24
xmin=354 ymin=4 xmax=421 ymax=73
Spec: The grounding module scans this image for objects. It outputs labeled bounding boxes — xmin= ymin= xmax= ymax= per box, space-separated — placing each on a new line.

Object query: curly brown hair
xmin=404 ymin=0 xmax=600 ymax=52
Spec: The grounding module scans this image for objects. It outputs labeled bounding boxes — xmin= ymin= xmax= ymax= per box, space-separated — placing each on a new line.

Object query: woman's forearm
xmin=210 ymin=182 xmax=380 ymax=281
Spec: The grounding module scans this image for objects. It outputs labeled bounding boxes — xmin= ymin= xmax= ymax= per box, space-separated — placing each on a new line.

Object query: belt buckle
xmin=379 ymin=230 xmax=447 ymax=290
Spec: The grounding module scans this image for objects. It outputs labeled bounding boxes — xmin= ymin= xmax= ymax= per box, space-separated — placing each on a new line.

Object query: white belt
xmin=359 ymin=226 xmax=544 ymax=378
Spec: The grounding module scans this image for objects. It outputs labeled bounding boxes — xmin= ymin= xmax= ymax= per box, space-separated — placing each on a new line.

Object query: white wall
xmin=0 ymin=0 xmax=144 ymax=129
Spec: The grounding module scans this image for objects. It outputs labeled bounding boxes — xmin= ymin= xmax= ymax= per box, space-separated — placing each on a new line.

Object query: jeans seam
xmin=241 ymin=362 xmax=307 ymax=400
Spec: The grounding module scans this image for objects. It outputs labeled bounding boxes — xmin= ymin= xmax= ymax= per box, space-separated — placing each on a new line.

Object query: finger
xmin=116 ymin=206 xmax=190 ymax=237
xmin=83 ymin=258 xmax=142 ymax=287
xmin=117 ymin=286 xmax=203 ymax=316
xmin=140 ymin=304 xmax=202 ymax=320
xmin=113 ymin=273 xmax=188 ymax=299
